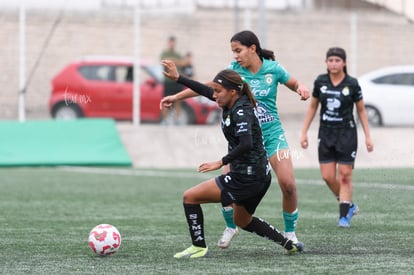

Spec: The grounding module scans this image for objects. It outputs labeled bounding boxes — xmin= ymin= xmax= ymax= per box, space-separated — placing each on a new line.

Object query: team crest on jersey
xmin=224 ymin=115 xmax=231 ymax=126
xmin=342 ymin=86 xmax=350 ymax=96
xmin=265 ymin=74 xmax=273 ymax=85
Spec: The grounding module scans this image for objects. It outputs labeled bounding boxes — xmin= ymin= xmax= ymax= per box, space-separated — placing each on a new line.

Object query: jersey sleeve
xmin=352 ymin=79 xmax=363 ymax=102
xmin=221 ymin=106 xmax=254 ymax=165
xmin=274 ymin=62 xmax=290 ymax=84
xmin=177 ymin=75 xmax=215 ymax=101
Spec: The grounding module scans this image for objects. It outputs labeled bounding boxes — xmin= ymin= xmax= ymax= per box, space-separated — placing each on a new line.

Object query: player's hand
xmin=160 ymin=95 xmax=176 ymax=110
xmin=297 ymin=83 xmax=310 ymax=101
xmin=161 ymin=59 xmax=179 ymax=81
xmin=300 ymin=134 xmax=309 ymax=149
xmin=366 ymin=138 xmax=374 ymax=152
xmin=198 ymin=160 xmax=222 ymax=173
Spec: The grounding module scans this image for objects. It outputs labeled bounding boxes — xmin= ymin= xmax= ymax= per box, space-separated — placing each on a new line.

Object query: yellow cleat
xmin=174 ymin=245 xmax=209 ymax=259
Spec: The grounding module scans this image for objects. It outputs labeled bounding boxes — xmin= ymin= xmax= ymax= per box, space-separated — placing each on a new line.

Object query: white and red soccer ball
xmin=88 ymin=224 xmax=121 ymax=256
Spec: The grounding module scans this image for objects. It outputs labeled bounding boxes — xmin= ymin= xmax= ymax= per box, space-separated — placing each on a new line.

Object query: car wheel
xmin=52 ymin=103 xmax=83 ymax=120
xmin=365 ymin=105 xmax=382 ymax=127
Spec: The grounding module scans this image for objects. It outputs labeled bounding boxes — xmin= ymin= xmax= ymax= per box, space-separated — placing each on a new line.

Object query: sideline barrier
xmin=0 ymin=119 xmax=132 ymax=166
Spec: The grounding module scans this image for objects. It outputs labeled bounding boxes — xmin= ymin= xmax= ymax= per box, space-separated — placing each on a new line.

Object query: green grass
xmin=0 ymin=167 xmax=413 ymax=274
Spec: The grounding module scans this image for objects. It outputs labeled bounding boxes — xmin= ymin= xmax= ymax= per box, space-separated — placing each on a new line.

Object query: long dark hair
xmin=214 ymin=69 xmax=257 ymax=108
xmin=231 ymin=30 xmax=275 ymax=61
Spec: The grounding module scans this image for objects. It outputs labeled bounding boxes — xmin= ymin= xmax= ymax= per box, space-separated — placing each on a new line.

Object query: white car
xmin=358 ymin=65 xmax=414 ymax=127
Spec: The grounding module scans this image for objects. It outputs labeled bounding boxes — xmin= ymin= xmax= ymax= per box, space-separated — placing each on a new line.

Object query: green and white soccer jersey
xmin=228 ymin=59 xmax=291 ymax=157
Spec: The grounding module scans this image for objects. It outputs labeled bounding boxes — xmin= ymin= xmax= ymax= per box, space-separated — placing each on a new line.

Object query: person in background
xmin=161 ymin=59 xmax=303 ymax=258
xmin=160 ymin=36 xmax=185 ymax=125
xmin=182 ymin=51 xmax=194 ymax=79
xmin=300 ymin=47 xmax=374 ymax=228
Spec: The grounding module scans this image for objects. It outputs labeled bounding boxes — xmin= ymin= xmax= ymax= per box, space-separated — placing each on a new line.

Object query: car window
xmin=114 ymin=66 xmax=132 ymax=83
xmin=372 ymin=73 xmax=414 ymax=86
xmin=78 ymin=64 xmax=161 ymax=84
xmin=78 ymin=65 xmax=116 ymax=82
xmin=120 ymin=65 xmax=161 ymax=84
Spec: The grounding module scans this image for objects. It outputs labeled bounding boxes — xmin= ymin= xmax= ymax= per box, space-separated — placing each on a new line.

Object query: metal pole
xmin=133 ymin=2 xmax=141 ymax=126
xmin=234 ymin=0 xmax=239 ymax=33
xmin=350 ymin=12 xmax=357 ymax=76
xmin=19 ymin=0 xmax=26 ymax=122
xmin=258 ymin=0 xmax=266 ymax=48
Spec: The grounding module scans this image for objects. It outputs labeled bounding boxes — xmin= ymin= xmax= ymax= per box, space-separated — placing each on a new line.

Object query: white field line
xmin=58 ymin=166 xmax=414 ymax=191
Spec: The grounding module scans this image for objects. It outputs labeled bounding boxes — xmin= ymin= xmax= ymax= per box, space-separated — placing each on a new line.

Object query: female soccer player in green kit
xmin=161 ymin=59 xmax=303 ymax=258
xmin=160 ymin=30 xmax=310 ymax=247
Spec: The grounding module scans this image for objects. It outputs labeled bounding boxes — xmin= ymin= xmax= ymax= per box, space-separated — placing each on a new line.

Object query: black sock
xmin=242 ymin=216 xmax=293 ymax=250
xmin=340 ymin=202 xmax=351 ymax=218
xmin=183 ymin=203 xmax=206 ymax=248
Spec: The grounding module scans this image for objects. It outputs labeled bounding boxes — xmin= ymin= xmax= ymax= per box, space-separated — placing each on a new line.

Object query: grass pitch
xmin=0 ymin=167 xmax=413 ymax=274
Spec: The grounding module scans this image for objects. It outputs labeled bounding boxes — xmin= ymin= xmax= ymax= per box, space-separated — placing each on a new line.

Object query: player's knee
xmin=279 ymin=179 xmax=297 ymax=197
xmin=339 ymin=173 xmax=352 ymax=185
xmin=182 ymin=189 xmax=195 ymax=204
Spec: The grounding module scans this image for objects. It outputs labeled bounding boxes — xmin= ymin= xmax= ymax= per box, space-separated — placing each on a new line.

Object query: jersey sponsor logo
xmin=252 ymin=87 xmax=271 ymax=97
xmin=236 ymin=121 xmax=248 ymax=134
xmin=322 ymin=113 xmax=343 ymax=122
xmin=256 ymin=103 xmax=275 ymax=124
xmin=323 ymin=98 xmax=343 ymax=122
xmin=237 ymin=109 xmax=244 ymax=116
xmin=321 ymin=85 xmax=341 ymax=95
xmin=249 ymin=79 xmax=260 ymax=88
xmin=327 ymin=98 xmax=341 ymax=111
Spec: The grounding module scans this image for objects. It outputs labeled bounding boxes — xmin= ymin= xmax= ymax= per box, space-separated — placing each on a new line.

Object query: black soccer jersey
xmin=177 ymin=75 xmax=268 ymax=176
xmin=221 ymin=95 xmax=268 ymax=175
xmin=313 ymin=74 xmax=363 ymax=128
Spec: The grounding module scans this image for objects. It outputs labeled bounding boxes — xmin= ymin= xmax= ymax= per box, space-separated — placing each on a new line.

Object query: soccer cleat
xmin=347 ymin=203 xmax=359 ymax=221
xmin=284 ymin=232 xmax=298 ymax=244
xmin=338 ymin=217 xmax=350 ymax=228
xmin=173 ymin=245 xmax=209 ymax=259
xmin=287 ymin=242 xmax=304 ymax=255
xmin=218 ymin=227 xmax=238 ymax=249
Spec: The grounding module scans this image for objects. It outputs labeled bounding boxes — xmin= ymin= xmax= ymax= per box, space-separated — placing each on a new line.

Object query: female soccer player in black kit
xmin=300 ymin=47 xmax=373 ymax=228
xmin=161 ymin=59 xmax=303 ymax=258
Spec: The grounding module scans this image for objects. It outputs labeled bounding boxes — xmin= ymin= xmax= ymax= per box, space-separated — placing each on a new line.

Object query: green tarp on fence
xmin=0 ymin=119 xmax=132 ymax=166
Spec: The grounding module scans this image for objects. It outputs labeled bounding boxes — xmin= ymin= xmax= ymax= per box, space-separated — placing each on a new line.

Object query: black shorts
xmin=318 ymin=126 xmax=357 ymax=165
xmin=163 ymin=82 xmax=184 ymax=97
xmin=215 ymin=171 xmax=271 ymax=215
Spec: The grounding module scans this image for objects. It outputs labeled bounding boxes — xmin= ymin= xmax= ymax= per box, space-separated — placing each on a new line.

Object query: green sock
xmin=283 ymin=209 xmax=299 ymax=233
xmin=222 ymin=206 xmax=236 ymax=229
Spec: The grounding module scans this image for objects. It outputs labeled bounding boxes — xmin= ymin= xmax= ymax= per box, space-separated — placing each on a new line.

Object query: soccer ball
xmin=88 ymin=224 xmax=122 ymax=256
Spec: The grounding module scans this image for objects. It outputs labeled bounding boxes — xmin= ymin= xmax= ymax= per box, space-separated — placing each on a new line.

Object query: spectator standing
xmin=160 ymin=36 xmax=185 ymax=125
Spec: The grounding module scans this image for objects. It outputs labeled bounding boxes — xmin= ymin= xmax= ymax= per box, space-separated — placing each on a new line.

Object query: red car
xmin=48 ymin=57 xmax=220 ymax=124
